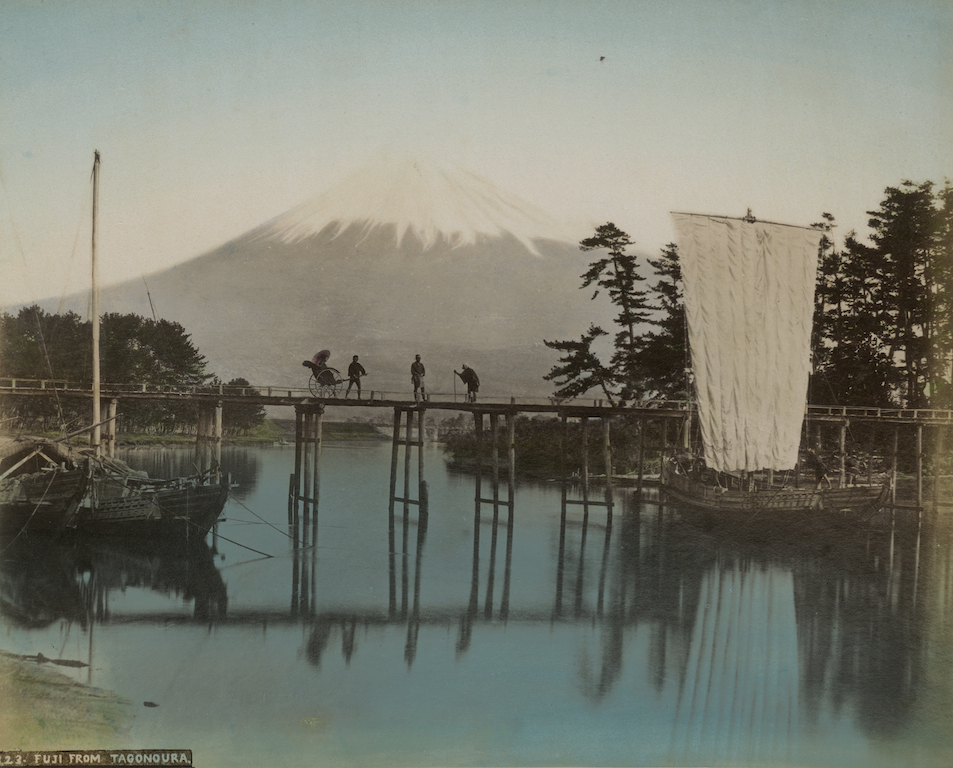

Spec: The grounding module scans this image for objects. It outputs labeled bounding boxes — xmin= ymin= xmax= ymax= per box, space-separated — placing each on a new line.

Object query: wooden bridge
xmin=3 ymin=376 xmax=952 ymax=422
xmin=2 ymin=376 xmax=950 ymax=510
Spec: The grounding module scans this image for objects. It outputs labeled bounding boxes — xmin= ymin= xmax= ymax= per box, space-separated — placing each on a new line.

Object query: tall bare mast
xmin=91 ymin=150 xmax=101 ymax=455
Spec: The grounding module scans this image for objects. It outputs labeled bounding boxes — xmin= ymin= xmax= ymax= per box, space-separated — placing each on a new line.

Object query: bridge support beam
xmin=195 ymin=400 xmax=224 ymax=480
xmin=105 ymin=398 xmax=118 ymax=458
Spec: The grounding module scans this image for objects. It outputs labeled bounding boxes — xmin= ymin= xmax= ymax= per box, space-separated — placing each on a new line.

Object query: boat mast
xmin=91 ymin=150 xmax=101 ymax=455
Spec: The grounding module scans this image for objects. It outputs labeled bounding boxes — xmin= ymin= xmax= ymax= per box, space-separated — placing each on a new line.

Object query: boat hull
xmin=76 ymin=480 xmax=229 ymax=541
xmin=0 ymin=468 xmax=89 ymax=534
xmin=660 ymin=462 xmax=889 ymax=524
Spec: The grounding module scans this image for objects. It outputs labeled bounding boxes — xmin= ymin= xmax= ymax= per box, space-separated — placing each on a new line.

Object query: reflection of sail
xmin=672 ymin=559 xmax=799 ymax=765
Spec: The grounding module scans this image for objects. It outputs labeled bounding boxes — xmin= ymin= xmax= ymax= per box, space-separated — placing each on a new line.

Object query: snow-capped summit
xmin=263 ymin=154 xmax=583 ymax=254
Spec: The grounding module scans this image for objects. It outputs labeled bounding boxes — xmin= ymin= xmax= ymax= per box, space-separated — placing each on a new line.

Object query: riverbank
xmin=0 ymin=417 xmax=387 ymax=449
xmin=0 ymin=651 xmax=132 ymax=749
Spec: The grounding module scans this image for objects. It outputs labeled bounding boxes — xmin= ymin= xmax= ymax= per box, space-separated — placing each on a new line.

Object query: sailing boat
xmin=70 ymin=151 xmax=229 ymax=541
xmin=659 ymin=212 xmax=888 ymax=521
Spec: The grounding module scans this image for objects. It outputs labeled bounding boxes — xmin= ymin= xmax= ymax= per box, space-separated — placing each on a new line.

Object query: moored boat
xmin=74 ymin=456 xmax=228 ymax=540
xmin=0 ymin=438 xmax=89 ymax=535
xmin=660 ymin=212 xmax=889 ymax=522
xmin=661 ymin=460 xmax=888 ymax=521
xmin=67 ymin=151 xmax=229 ymax=542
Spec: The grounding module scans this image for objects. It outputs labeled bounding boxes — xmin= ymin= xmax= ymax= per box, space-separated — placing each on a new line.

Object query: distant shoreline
xmin=0 ymin=418 xmax=388 ymax=448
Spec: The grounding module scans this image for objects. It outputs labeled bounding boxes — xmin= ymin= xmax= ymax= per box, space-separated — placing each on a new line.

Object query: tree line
xmin=545 ymin=180 xmax=953 ymax=409
xmin=0 ymin=306 xmax=266 ymax=436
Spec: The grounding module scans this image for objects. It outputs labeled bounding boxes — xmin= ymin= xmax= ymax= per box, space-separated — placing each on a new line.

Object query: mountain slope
xmin=32 ymin=158 xmax=612 ymax=398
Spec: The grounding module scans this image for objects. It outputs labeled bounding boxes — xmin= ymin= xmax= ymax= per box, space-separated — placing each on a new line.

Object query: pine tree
xmin=544 ymin=223 xmax=652 ymax=402
xmin=223 ymin=378 xmax=266 ymax=435
xmin=865 ymin=181 xmax=938 ymax=407
xmin=637 ymin=243 xmax=688 ymax=399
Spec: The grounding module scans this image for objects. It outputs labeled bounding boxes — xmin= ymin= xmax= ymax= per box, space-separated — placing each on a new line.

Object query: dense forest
xmin=544 ymin=180 xmax=953 ymax=410
xmin=0 ymin=307 xmax=265 ymax=435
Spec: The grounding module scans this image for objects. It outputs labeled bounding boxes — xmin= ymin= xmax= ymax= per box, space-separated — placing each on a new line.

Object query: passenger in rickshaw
xmin=302 ymin=350 xmax=331 ymax=377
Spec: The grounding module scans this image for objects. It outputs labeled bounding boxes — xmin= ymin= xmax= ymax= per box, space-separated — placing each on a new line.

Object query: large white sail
xmin=671 ymin=213 xmax=822 ymax=472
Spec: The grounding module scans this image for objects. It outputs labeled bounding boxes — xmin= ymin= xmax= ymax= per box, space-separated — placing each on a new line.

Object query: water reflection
xmin=116 ymin=445 xmax=263 ymax=500
xmin=0 ymin=534 xmax=227 ymax=628
xmin=280 ymin=453 xmax=945 ymax=751
xmin=3 ymin=442 xmax=950 ymax=766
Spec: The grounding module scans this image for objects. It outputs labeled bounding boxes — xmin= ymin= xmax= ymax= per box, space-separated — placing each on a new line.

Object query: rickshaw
xmin=303 ymin=351 xmax=344 ymax=398
xmin=308 ymin=366 xmax=344 ymax=398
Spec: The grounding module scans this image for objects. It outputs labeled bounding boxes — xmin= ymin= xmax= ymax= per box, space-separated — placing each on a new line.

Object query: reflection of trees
xmin=0 ymin=535 xmax=87 ymax=628
xmin=115 ymin=446 xmax=262 ymax=499
xmin=288 ymin=467 xmax=943 ymax=751
xmin=0 ymin=534 xmax=227 ymax=628
xmin=794 ymin=514 xmax=932 ymax=737
xmin=561 ymin=496 xmax=938 ymax=751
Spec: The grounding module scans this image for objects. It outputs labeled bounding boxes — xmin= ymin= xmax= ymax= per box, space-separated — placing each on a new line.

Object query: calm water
xmin=2 ymin=441 xmax=951 ymax=768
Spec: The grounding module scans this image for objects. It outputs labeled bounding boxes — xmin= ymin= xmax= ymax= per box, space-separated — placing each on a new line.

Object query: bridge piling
xmin=106 ymin=398 xmax=118 ymax=458
xmin=290 ymin=403 xmax=324 ymax=546
xmin=195 ymin=401 xmax=223 ymax=479
xmin=602 ymin=416 xmax=614 ymax=530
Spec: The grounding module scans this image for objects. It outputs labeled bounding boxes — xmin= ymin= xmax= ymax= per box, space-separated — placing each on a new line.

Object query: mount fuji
xmin=41 ymin=157 xmax=613 ymax=399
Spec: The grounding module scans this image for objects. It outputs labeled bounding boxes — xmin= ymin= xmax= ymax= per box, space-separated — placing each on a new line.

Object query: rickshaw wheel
xmin=314 ymin=368 xmax=341 ymax=398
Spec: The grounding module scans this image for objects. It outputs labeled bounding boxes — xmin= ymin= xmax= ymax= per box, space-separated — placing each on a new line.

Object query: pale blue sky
xmin=1 ymin=0 xmax=950 ymax=306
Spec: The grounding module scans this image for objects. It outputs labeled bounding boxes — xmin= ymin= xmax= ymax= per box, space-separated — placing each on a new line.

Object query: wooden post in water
xmin=507 ymin=413 xmax=516 ymax=509
xmin=838 ymin=420 xmax=847 ymax=488
xmin=473 ymin=411 xmax=484 ymax=519
xmin=213 ymin=400 xmax=223 ymax=483
xmin=292 ymin=405 xmax=303 ymax=530
xmin=890 ymin=426 xmax=899 ymax=507
xmin=403 ymin=408 xmax=413 ymax=516
xmin=106 ymin=399 xmax=118 ymax=458
xmin=312 ymin=405 xmax=322 ymax=541
xmin=636 ymin=418 xmax=645 ymax=492
xmin=195 ymin=403 xmax=212 ymax=474
xmin=486 ymin=413 xmax=501 ymax=618
xmin=417 ymin=408 xmax=426 ymax=503
xmin=388 ymin=407 xmax=401 ymax=615
xmin=916 ymin=422 xmax=923 ymax=509
xmin=388 ymin=408 xmax=401 ymax=506
xmin=581 ymin=416 xmax=590 ymax=510
xmin=302 ymin=409 xmax=313 ymax=539
xmin=560 ymin=412 xmax=568 ymax=513
xmin=934 ymin=426 xmax=945 ymax=511
xmin=490 ymin=413 xmax=500 ymax=513
xmin=602 ymin=416 xmax=613 ymax=530
xmin=287 ymin=473 xmax=295 ymax=526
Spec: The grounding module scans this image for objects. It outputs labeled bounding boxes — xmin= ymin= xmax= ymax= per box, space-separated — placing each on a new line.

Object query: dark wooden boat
xmin=0 ymin=439 xmax=89 ymax=535
xmin=75 ymin=457 xmax=228 ymax=541
xmin=661 ymin=460 xmax=888 ymax=519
